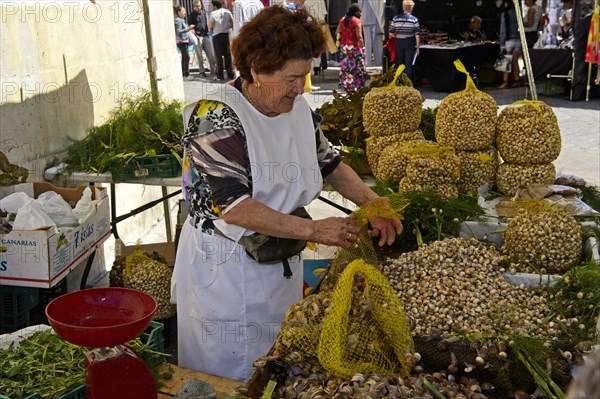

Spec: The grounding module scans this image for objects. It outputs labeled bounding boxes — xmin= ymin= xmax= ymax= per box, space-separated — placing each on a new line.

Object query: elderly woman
xmin=171 ymin=5 xmax=402 ymax=382
xmin=389 ymin=0 xmax=420 ymax=81
xmin=463 ymin=15 xmax=486 ymax=42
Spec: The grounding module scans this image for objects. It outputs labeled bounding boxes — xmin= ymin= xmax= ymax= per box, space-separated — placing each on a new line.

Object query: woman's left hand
xmin=368 ymin=217 xmax=403 ymax=247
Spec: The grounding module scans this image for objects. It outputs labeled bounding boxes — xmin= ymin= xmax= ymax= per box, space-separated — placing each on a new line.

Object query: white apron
xmin=172 ymin=85 xmax=322 ymax=381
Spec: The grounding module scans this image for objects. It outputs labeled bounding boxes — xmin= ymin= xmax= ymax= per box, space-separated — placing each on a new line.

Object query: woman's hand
xmin=189 ymin=24 xmax=195 ymax=30
xmin=312 ymin=217 xmax=361 ymax=249
xmin=368 ymin=217 xmax=403 ymax=247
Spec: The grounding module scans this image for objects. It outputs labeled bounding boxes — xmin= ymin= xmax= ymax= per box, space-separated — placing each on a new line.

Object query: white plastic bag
xmin=37 ymin=191 xmax=78 ymax=227
xmin=13 ymin=201 xmax=57 ymax=231
xmin=494 ymin=54 xmax=513 ymax=73
xmin=0 ymin=192 xmax=33 ymax=213
xmin=73 ymin=187 xmax=94 ymax=224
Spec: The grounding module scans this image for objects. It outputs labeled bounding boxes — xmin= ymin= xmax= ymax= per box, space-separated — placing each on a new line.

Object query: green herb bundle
xmin=373 ymin=189 xmax=485 ymax=253
xmin=65 ymin=90 xmax=184 ymax=181
xmin=0 ymin=329 xmax=86 ymax=398
xmin=0 ymin=329 xmax=166 ymax=399
xmin=548 ymin=263 xmax=600 ymax=345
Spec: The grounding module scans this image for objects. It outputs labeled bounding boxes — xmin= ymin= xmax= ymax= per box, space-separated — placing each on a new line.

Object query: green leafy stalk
xmin=515 ymin=348 xmax=564 ymax=399
xmin=423 ymin=377 xmax=446 ymax=399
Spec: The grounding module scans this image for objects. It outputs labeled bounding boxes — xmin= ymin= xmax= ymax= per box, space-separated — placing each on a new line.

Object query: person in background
xmin=498 ymin=0 xmax=522 ymax=89
xmin=523 ymin=0 xmax=543 ymax=48
xmin=232 ymin=0 xmax=264 ymax=38
xmin=359 ymin=0 xmax=384 ymax=67
xmin=172 ymin=5 xmax=402 ymax=382
xmin=188 ymin=0 xmax=217 ymax=79
xmin=174 ymin=5 xmax=195 ymax=81
xmin=282 ymin=0 xmax=305 ymax=12
xmin=208 ymin=0 xmax=234 ymax=81
xmin=283 ymin=0 xmax=321 ymax=91
xmin=335 ymin=4 xmax=368 ymax=91
xmin=389 ymin=0 xmax=420 ymax=81
xmin=463 ymin=15 xmax=486 ymax=42
xmin=558 ymin=0 xmax=573 ymax=43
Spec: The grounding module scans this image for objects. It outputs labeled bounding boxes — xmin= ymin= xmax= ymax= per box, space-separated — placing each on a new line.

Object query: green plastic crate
xmin=11 ymin=384 xmax=86 ymax=399
xmin=123 ymin=154 xmax=180 ymax=180
xmin=28 ymin=279 xmax=68 ymax=326
xmin=139 ymin=320 xmax=166 ymax=365
xmin=0 ymin=285 xmax=39 ymax=334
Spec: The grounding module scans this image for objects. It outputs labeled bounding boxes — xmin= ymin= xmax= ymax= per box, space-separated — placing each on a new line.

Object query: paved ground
xmin=183 ymin=66 xmax=600 ymax=186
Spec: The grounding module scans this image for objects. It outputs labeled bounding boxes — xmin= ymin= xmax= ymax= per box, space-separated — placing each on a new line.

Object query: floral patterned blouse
xmin=181 ymin=78 xmax=341 ymax=232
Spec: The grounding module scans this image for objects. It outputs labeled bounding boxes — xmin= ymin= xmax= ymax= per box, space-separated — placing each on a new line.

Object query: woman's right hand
xmin=312 ymin=217 xmax=361 ymax=250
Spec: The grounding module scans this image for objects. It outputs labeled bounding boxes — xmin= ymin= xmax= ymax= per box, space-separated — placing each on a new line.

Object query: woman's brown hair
xmin=231 ymin=6 xmax=325 ymax=83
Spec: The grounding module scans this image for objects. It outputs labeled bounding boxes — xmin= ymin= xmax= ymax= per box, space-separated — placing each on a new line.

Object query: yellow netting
xmin=400 ymin=142 xmax=461 ymax=182
xmin=317 ymin=259 xmax=414 ymax=379
xmin=434 ymin=60 xmax=497 ymax=152
xmin=385 ymin=65 xmax=414 ymax=89
xmin=477 ymin=150 xmax=493 ymax=163
xmin=510 ymin=99 xmax=543 ymax=111
xmin=453 ymin=59 xmax=477 ymax=92
xmin=401 ymin=142 xmax=456 ymax=158
xmin=273 ymin=195 xmax=414 ymax=378
xmin=511 ymin=198 xmax=559 ymax=214
xmin=124 ymin=243 xmax=176 ymax=320
xmin=321 ymin=194 xmax=409 ymax=289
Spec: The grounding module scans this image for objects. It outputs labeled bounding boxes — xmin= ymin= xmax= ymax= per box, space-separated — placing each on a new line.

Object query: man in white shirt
xmin=359 ymin=0 xmax=384 ymax=67
xmin=232 ymin=0 xmax=264 ymax=37
xmin=209 ymin=0 xmax=234 ymax=80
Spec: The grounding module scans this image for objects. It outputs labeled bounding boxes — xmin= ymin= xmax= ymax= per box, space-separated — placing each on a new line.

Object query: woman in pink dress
xmin=335 ymin=4 xmax=367 ymax=92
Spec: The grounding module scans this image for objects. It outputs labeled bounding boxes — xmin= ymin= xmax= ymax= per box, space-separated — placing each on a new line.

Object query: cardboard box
xmin=0 ymin=182 xmax=111 ymax=288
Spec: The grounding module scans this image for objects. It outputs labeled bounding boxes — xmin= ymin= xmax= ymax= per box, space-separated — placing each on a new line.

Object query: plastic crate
xmin=123 ymin=154 xmax=180 ymax=180
xmin=0 ymin=285 xmax=39 ymax=334
xmin=29 ymin=279 xmax=68 ymax=326
xmin=140 ymin=320 xmax=166 ymax=365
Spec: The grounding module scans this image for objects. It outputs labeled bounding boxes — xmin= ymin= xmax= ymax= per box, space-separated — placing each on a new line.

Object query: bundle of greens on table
xmin=65 ymin=90 xmax=184 ymax=181
xmin=0 ymin=329 xmax=166 ymax=399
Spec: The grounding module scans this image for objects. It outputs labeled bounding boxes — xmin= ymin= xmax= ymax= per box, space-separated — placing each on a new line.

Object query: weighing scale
xmin=45 ymin=287 xmax=158 ymax=399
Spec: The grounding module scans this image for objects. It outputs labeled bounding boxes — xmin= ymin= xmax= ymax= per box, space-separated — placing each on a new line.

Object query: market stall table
xmin=529 ymin=48 xmax=573 ymax=81
xmin=68 ymin=172 xmax=181 ymax=241
xmin=415 ymin=42 xmax=500 ymax=92
xmin=156 ymin=363 xmax=242 ymax=398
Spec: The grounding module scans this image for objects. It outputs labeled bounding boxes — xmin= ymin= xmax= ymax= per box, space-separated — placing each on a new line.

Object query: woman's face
xmin=251 ymin=59 xmax=313 ymax=115
xmin=178 ymin=7 xmax=187 ymax=17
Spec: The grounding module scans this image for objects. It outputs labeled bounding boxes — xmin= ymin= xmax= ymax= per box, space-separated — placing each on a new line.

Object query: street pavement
xmin=182 ymin=67 xmax=600 ymax=186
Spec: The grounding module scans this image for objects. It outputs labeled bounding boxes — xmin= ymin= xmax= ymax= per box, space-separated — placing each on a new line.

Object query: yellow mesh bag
xmin=456 ymin=147 xmax=498 ymax=194
xmin=273 ymin=195 xmax=413 ymax=377
xmin=435 ymin=60 xmax=497 ymax=151
xmin=496 ymin=99 xmax=561 ymax=164
xmin=395 ymin=142 xmax=461 ymax=198
xmin=317 ymin=259 xmax=414 ymax=379
xmin=124 ymin=244 xmax=176 ymax=320
xmin=502 ymin=200 xmax=582 ymax=274
xmin=319 ymin=194 xmax=410 ymax=291
xmin=362 ymin=66 xmax=424 ymax=136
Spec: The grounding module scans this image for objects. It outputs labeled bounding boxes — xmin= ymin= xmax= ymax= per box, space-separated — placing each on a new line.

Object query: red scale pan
xmin=46 ymin=287 xmax=158 ymax=399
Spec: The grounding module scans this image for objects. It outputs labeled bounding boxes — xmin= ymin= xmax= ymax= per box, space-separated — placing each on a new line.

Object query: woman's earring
xmin=254 ymin=81 xmax=261 ymax=88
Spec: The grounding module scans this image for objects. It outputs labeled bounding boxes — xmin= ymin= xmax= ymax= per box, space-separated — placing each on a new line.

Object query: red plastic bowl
xmin=46 ymin=287 xmax=157 ymax=347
